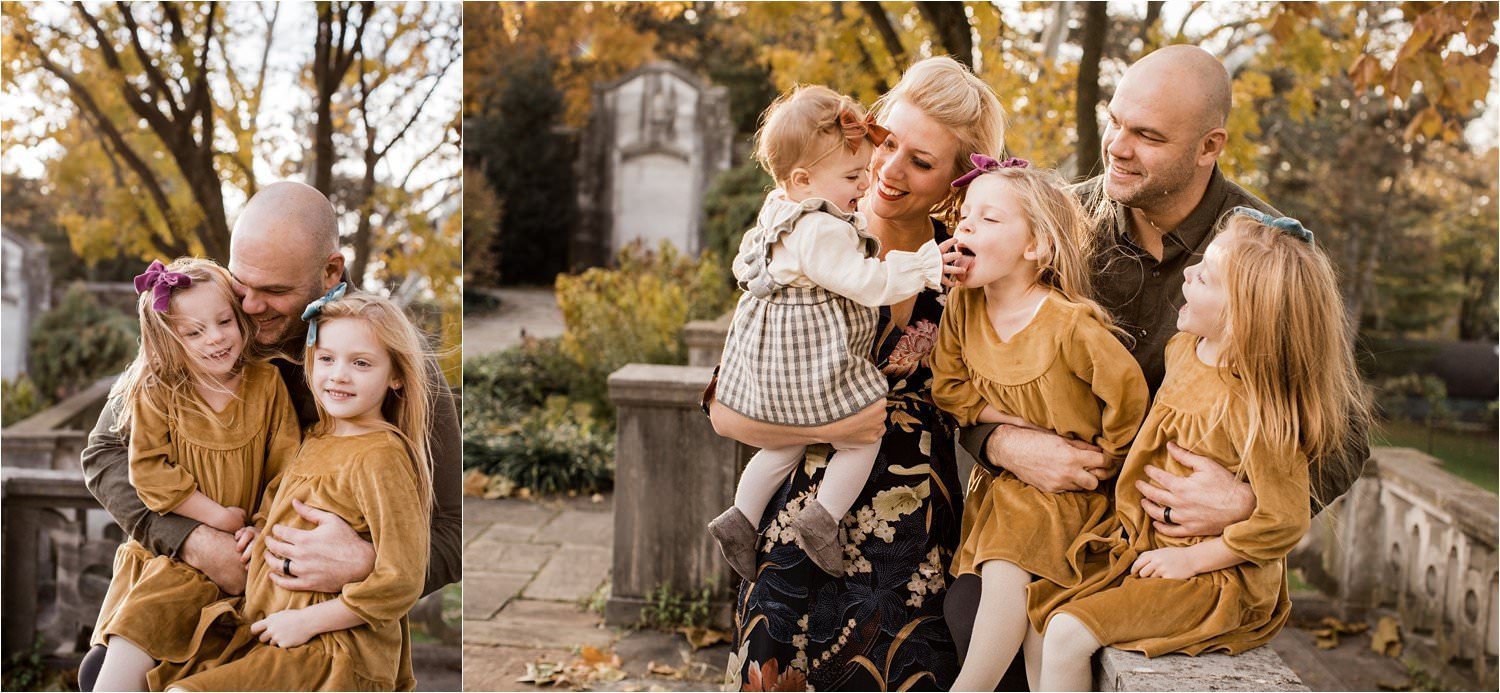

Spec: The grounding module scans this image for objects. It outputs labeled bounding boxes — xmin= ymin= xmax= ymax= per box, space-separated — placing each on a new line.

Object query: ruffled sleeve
xmin=788 ymin=213 xmax=942 ymax=307
xmin=930 ymin=288 xmax=989 ymax=425
xmin=1058 ymin=309 xmax=1150 ymax=460
xmin=338 ymin=439 xmax=429 ymax=627
xmin=128 ymin=389 xmax=197 ymax=514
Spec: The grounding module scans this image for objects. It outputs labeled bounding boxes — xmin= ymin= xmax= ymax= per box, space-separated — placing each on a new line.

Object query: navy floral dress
xmin=727 ymin=222 xmax=963 ymax=691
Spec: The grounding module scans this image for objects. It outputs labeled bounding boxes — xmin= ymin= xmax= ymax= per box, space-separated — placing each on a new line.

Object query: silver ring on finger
xmin=1163 ymin=506 xmax=1175 ymax=525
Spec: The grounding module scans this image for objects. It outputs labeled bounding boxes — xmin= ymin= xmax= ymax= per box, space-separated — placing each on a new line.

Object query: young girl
xmin=708 ymin=84 xmax=955 ymax=579
xmin=91 ymin=258 xmax=302 ymax=692
xmin=1028 ymin=210 xmax=1371 ymax=690
xmin=929 ymin=156 xmax=1150 ymax=691
xmin=161 ymin=288 xmax=434 ymax=692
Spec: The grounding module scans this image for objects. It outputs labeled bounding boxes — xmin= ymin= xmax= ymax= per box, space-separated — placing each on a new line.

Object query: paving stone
xmin=613 ymin=627 xmax=731 ymax=683
xmin=463 ymin=520 xmax=487 ymax=545
xmin=468 ymin=538 xmax=557 ymax=574
xmin=533 ymin=508 xmax=615 ymax=547
xmin=523 ymin=545 xmax=611 ymax=602
xmin=465 ymin=599 xmax=616 ymax=650
xmin=463 ymin=498 xmax=558 ymax=531
xmin=461 ymin=643 xmax=575 ymax=692
xmin=463 ymin=572 xmax=532 ymax=621
xmin=414 ymin=643 xmax=463 ymax=692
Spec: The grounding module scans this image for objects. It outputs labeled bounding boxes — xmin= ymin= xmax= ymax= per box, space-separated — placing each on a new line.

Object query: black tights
xmin=78 ymin=644 xmax=107 ymax=692
xmin=945 ymin=573 xmax=1031 ymax=691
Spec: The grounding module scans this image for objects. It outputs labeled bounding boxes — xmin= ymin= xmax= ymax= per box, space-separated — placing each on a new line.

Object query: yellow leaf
xmin=463 ymin=469 xmax=490 ymax=497
xmin=1370 ymin=616 xmax=1403 ymax=658
xmin=680 ymin=626 xmax=728 ymax=650
xmin=872 ymin=481 xmax=930 ymax=521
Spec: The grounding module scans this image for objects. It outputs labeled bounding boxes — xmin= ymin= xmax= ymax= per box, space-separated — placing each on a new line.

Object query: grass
xmin=1372 ymin=418 xmax=1498 ymax=493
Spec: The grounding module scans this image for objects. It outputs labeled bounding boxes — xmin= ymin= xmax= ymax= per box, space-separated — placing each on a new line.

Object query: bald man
xmin=78 ymin=182 xmax=461 ymax=690
xmin=944 ymin=46 xmax=1368 ymax=687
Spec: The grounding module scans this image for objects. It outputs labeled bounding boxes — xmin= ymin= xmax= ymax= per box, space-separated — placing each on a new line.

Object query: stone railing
xmin=3 ymin=376 xmax=115 ymax=471
xmin=604 ymin=363 xmax=743 ymax=629
xmin=1 ymin=467 xmax=120 ymax=659
xmin=1291 ymin=446 xmax=1498 ymax=690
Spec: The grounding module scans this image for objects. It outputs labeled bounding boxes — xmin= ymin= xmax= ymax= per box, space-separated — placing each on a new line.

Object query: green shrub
xmin=28 ymin=283 xmax=137 ymax=402
xmin=462 ymin=336 xmax=584 ymax=422
xmin=463 ymin=395 xmax=614 ymax=495
xmin=701 ymin=160 xmax=773 ymax=286
xmin=555 ymin=241 xmax=736 ymax=410
xmin=2 ymin=375 xmax=44 ymax=427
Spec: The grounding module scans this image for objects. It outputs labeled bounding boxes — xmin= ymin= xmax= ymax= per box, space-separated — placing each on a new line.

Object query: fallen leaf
xmin=485 ymin=475 xmax=517 ymax=499
xmin=1371 ymin=616 xmax=1403 ymax=657
xmin=463 ymin=469 xmax=490 ymax=497
xmin=647 ymin=661 xmax=679 ymax=677
xmin=680 ymin=626 xmax=729 ymax=650
xmin=591 ymin=493 xmax=605 ymax=503
xmin=579 ymin=646 xmax=611 ymax=666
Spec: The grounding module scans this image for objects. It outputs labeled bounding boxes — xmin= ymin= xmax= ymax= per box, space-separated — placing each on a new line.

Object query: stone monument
xmin=2 ymin=228 xmax=49 ymax=381
xmin=575 ymin=61 xmax=732 ymax=268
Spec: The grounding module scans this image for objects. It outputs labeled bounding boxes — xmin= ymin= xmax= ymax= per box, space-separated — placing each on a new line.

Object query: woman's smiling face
xmin=866 ymin=100 xmax=961 ymax=224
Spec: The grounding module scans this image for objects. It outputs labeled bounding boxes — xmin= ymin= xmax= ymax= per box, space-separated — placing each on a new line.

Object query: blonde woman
xmin=708 ymin=56 xmax=1005 ymax=691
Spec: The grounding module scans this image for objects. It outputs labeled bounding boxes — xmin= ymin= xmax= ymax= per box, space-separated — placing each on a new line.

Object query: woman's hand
xmin=262 ymin=499 xmax=375 ymax=593
xmin=1130 ymin=546 xmax=1201 ymax=580
xmin=1135 ymin=442 xmax=1255 ymax=538
xmin=709 ymin=398 xmax=886 ymax=448
xmin=251 ymin=608 xmax=319 ymax=649
xmin=234 ymin=526 xmax=259 ymax=566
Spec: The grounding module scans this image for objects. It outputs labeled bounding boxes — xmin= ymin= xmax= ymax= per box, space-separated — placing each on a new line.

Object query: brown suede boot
xmin=707 ymin=507 xmax=760 ymax=583
xmin=791 ymin=499 xmax=844 ymax=576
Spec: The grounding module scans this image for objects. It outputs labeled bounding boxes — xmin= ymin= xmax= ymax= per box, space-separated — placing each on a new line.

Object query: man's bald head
xmin=1124 ymin=44 xmax=1232 ymax=132
xmin=228 ymin=181 xmax=346 ymax=349
xmin=232 ymin=181 xmax=340 ymax=260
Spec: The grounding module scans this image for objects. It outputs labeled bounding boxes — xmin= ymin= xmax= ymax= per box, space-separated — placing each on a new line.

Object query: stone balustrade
xmin=3 ymin=376 xmax=115 ymax=471
xmin=1291 ymin=446 xmax=1498 ymax=690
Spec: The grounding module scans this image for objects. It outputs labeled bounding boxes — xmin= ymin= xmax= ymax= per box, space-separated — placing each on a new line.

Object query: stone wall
xmin=1291 ymin=446 xmax=1498 ymax=690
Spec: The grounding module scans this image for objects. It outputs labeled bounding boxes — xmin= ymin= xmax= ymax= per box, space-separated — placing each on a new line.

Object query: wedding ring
xmin=1163 ymin=506 xmax=1175 ymax=525
xmin=284 ymin=557 xmax=296 ymax=578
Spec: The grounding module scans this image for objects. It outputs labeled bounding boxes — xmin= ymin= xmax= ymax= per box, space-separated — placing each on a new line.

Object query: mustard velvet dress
xmin=930 ymin=288 xmax=1148 ymax=584
xmin=1027 ymin=333 xmax=1312 ymax=656
xmin=92 ymin=360 xmax=301 ymax=662
xmin=160 ymin=430 xmax=430 ymax=692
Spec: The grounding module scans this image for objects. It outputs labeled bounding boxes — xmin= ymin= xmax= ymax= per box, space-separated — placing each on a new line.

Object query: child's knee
xmin=1043 ymin=613 xmax=1099 ymax=656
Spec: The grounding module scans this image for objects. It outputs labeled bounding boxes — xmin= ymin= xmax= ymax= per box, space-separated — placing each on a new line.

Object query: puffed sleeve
xmin=1059 ymin=312 xmax=1150 ymax=460
xmin=253 ymin=371 xmax=303 ymax=527
xmin=789 ymin=214 xmax=942 ymax=307
xmin=930 ymin=288 xmax=988 ymax=425
xmin=128 ymin=389 xmax=197 ymax=514
xmin=1221 ymin=435 xmax=1312 ymax=567
xmin=339 ymin=442 xmax=429 ymax=627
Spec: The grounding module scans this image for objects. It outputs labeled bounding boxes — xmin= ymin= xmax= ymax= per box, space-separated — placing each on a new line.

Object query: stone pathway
xmin=462 ymin=494 xmax=729 ymax=692
xmin=463 ymin=287 xmax=565 ymax=359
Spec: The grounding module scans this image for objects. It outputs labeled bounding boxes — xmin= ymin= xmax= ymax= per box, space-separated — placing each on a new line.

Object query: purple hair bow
xmin=951 ymin=154 xmax=1029 ymax=188
xmin=133 ymin=260 xmax=192 ymax=312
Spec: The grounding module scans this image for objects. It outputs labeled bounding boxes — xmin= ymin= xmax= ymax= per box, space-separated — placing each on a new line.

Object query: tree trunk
xmin=1074 ymin=2 xmax=1109 ymax=180
xmin=834 ymin=2 xmax=888 ymax=92
xmin=859 ymin=2 xmax=907 ymax=69
xmin=312 ymin=2 xmax=371 ymax=195
xmin=916 ymin=2 xmax=973 ymax=68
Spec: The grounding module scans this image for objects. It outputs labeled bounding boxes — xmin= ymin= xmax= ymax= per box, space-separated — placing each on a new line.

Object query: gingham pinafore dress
xmin=715 ymin=193 xmax=888 ymax=426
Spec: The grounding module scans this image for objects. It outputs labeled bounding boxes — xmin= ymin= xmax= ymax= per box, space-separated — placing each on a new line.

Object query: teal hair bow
xmin=1232 ymin=206 xmax=1314 ymax=246
xmin=301 ymin=282 xmax=348 ymax=347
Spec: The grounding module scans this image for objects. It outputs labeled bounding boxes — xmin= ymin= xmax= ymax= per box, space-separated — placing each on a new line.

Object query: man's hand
xmin=262 ymin=499 xmax=375 ymax=593
xmin=1136 ymin=442 xmax=1255 ymax=538
xmin=709 ymin=397 xmax=886 ymax=448
xmin=180 ymin=525 xmax=248 ymax=595
xmin=251 ymin=608 xmax=318 ymax=649
xmin=983 ymin=424 xmax=1112 ymax=493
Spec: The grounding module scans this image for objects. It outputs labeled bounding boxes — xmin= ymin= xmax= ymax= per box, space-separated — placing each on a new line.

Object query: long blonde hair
xmin=968 ymin=165 xmax=1120 ymax=336
xmin=303 ymin=293 xmax=435 ymax=508
xmin=873 ymin=56 xmax=1007 ymax=227
xmin=110 ymin=258 xmax=259 ymax=432
xmin=1216 ymin=214 xmax=1371 ymax=502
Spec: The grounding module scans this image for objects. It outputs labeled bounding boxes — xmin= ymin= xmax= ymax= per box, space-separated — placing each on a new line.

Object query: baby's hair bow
xmin=839 ymin=108 xmax=891 ymax=149
xmin=301 ymin=282 xmax=348 ymax=347
xmin=133 ymin=260 xmax=193 ymax=312
xmin=1232 ymin=206 xmax=1314 ymax=246
xmin=951 ymin=154 xmax=1030 ymax=188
